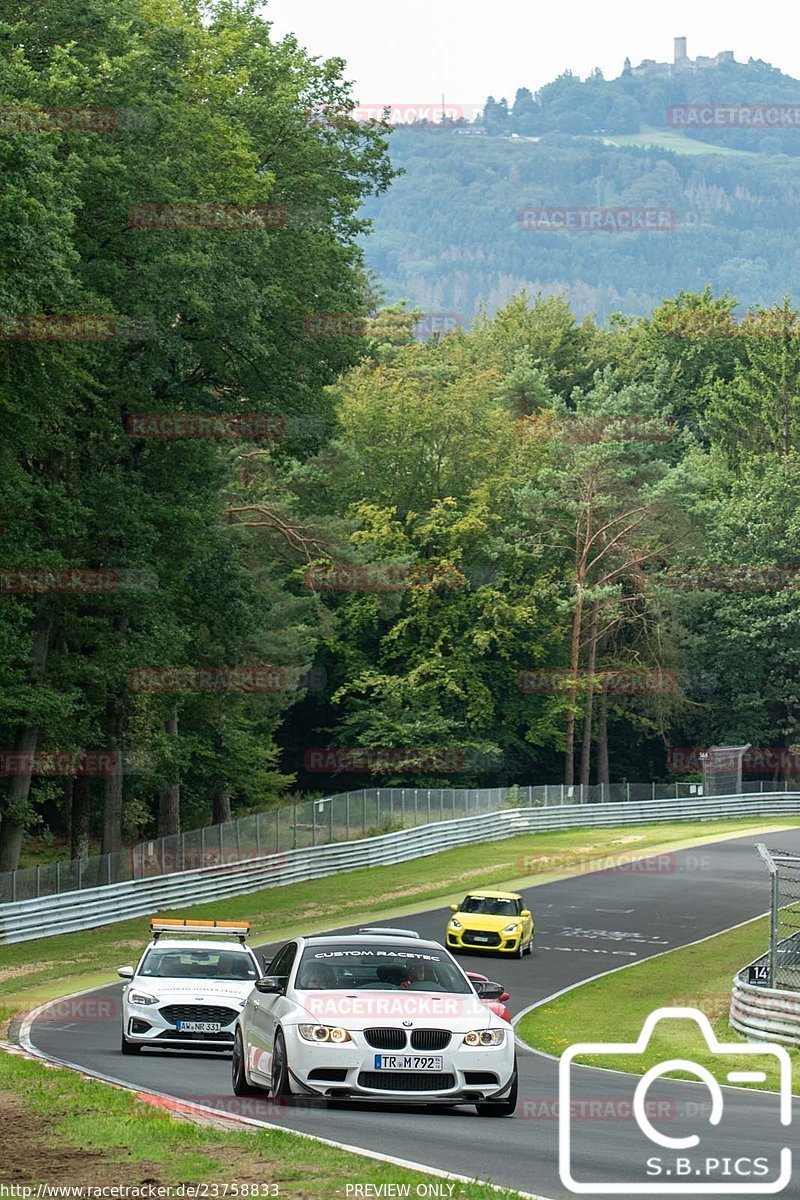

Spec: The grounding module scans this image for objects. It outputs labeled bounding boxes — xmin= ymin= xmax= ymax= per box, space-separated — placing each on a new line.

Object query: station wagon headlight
xmin=502 ymin=923 xmax=520 ymax=935
xmin=298 ymin=1024 xmax=352 ymax=1043
xmin=464 ymin=1029 xmax=505 ymax=1047
xmin=449 ymin=918 xmax=462 ymax=930
xmin=129 ymin=992 xmax=158 ymax=1006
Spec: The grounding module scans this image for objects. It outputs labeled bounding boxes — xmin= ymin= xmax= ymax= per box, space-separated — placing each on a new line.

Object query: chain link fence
xmin=1 ymin=777 xmax=790 ymax=905
xmin=756 ymin=844 xmax=800 ymax=990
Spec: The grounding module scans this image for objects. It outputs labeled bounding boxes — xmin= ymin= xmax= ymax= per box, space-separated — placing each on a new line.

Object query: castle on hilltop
xmin=623 ymin=38 xmax=736 ymax=78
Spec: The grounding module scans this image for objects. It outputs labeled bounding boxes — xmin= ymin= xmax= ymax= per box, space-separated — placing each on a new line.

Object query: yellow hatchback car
xmin=446 ymin=889 xmax=534 ymax=958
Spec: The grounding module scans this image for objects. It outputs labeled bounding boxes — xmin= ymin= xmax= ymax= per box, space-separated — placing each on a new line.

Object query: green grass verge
xmin=517 ymin=914 xmax=800 ymax=1093
xmin=600 ymin=126 xmax=758 ymax=157
xmin=0 ymin=1049 xmax=525 ymax=1197
xmin=2 ymin=817 xmax=798 ymax=1011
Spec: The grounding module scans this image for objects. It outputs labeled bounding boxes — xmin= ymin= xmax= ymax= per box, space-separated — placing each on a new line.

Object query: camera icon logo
xmin=559 ymin=1006 xmax=792 ymax=1194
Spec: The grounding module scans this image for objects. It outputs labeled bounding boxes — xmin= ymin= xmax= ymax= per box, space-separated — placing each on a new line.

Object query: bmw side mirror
xmin=255 ymin=975 xmax=285 ymax=994
xmin=473 ymin=979 xmax=505 ymax=1001
xmin=117 ymin=965 xmax=134 ymax=980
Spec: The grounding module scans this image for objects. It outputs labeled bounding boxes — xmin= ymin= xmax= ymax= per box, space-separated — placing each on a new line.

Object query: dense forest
xmin=2 ymin=1 xmax=800 ymax=869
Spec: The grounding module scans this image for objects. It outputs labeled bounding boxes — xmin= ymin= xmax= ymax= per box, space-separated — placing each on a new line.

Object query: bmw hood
xmin=292 ymin=988 xmax=501 ymax=1030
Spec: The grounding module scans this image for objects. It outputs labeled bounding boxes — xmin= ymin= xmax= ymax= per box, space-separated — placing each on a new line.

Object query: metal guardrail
xmin=3 ymin=778 xmax=790 ymax=905
xmin=2 ymin=789 xmax=798 ymax=944
xmin=731 ymin=955 xmax=800 ymax=1045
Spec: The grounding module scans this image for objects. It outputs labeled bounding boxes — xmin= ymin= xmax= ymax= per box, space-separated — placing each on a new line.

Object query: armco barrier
xmin=731 ymin=961 xmax=800 ymax=1046
xmin=1 ymin=791 xmax=799 ymax=943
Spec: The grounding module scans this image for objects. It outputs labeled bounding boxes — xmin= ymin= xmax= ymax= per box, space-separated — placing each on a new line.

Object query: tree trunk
xmin=70 ymin=777 xmax=91 ymax=862
xmin=579 ymin=599 xmax=601 ymax=789
xmin=596 ymin=694 xmax=610 ymax=785
xmin=102 ymin=754 xmax=124 ymax=859
xmin=212 ymin=787 xmax=232 ymax=824
xmin=158 ymin=709 xmax=180 ymax=835
xmin=63 ymin=777 xmax=74 ymax=846
xmin=564 ymin=589 xmax=584 ymax=786
xmin=0 ymin=611 xmax=52 ymax=871
xmin=101 ymin=617 xmax=128 ymax=857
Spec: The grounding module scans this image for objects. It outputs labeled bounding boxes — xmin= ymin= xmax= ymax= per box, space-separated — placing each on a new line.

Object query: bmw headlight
xmin=502 ymin=923 xmax=520 ymax=936
xmin=298 ymin=1024 xmax=352 ymax=1044
xmin=449 ymin=918 xmax=463 ymax=930
xmin=129 ymin=992 xmax=158 ymax=1006
xmin=464 ymin=1029 xmax=505 ymax=1047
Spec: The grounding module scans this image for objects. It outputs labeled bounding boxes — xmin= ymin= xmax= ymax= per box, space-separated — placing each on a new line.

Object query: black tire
xmin=121 ymin=1033 xmax=141 ymax=1055
xmin=524 ymin=935 xmax=533 ymax=956
xmin=270 ymin=1028 xmax=291 ymax=1101
xmin=476 ymin=1066 xmax=518 ymax=1117
xmin=512 ymin=941 xmax=524 ymax=959
xmin=232 ymin=1028 xmax=260 ymax=1096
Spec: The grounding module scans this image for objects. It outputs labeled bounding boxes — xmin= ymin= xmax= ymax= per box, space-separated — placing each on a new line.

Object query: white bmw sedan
xmin=232 ymin=933 xmax=517 ymax=1116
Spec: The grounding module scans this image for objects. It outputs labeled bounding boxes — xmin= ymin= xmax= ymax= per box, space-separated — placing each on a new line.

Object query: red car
xmin=467 ymin=971 xmax=512 ymax=1023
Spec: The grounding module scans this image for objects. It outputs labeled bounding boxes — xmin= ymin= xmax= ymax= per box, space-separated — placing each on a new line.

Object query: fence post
xmin=427 ymin=789 xmax=431 ymax=823
xmin=181 ymin=830 xmax=186 ymax=871
xmin=293 ymin=802 xmax=298 ymax=850
xmin=330 ymin=797 xmax=334 ymax=842
xmin=652 ymin=781 xmax=656 ymax=802
xmin=78 ymin=857 xmax=83 ymax=890
xmin=626 ymin=781 xmax=630 ymax=802
xmin=312 ymin=802 xmax=316 ymax=847
xmin=36 ymin=864 xmax=41 ymax=898
xmin=363 ymin=790 xmax=367 ymax=836
xmin=106 ymin=854 xmax=112 ymax=885
xmin=346 ymin=793 xmax=350 ymax=840
xmin=161 ymin=836 xmax=165 ymax=874
xmin=770 ymin=870 xmax=779 ymax=988
xmin=11 ymin=870 xmax=16 ymax=903
xmin=201 ymin=825 xmax=205 ymax=866
xmin=235 ymin=820 xmax=241 ymax=861
xmin=56 ymin=861 xmax=60 ymax=894
xmin=414 ymin=790 xmax=418 ymax=825
xmin=275 ymin=808 xmax=280 ymax=853
xmin=256 ymin=811 xmax=262 ymax=856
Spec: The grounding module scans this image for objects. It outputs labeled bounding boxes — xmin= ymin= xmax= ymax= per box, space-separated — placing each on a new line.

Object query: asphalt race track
xmin=23 ymin=827 xmax=800 ymax=1199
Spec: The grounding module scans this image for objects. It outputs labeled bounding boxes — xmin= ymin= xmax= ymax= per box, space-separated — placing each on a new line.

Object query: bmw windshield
xmin=296 ymin=944 xmax=471 ymax=992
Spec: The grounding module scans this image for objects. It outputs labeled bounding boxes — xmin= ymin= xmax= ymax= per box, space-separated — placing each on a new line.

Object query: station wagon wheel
xmin=232 ymin=1027 xmax=260 ymax=1096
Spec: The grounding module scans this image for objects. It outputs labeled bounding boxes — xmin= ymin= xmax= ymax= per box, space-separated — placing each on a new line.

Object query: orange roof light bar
xmin=149 ymin=917 xmax=251 ymax=942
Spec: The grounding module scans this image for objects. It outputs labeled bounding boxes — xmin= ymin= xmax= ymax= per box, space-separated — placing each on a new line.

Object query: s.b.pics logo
xmin=559 ymin=1007 xmax=791 ymax=1194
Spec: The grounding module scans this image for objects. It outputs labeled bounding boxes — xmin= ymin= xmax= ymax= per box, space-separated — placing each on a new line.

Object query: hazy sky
xmin=261 ymin=0 xmax=796 ymax=110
